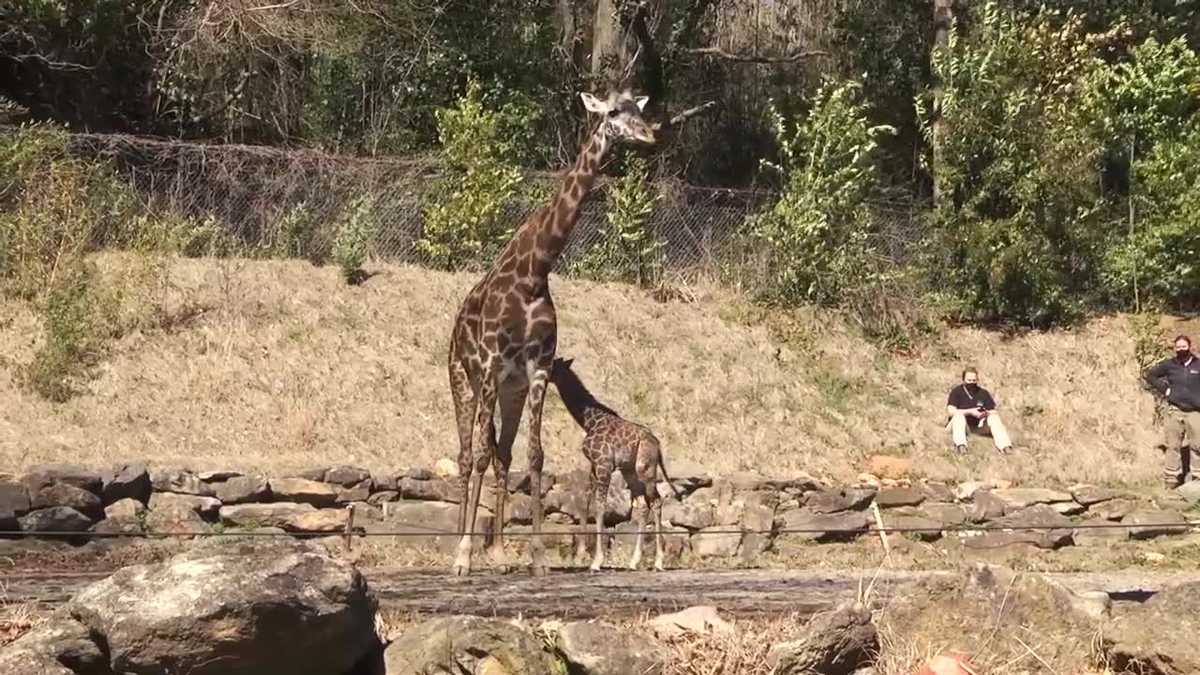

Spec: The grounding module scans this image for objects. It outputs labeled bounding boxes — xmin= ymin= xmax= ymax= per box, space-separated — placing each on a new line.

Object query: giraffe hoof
xmin=531 ymin=564 xmax=549 ymax=577
xmin=451 ymin=564 xmax=471 ymax=577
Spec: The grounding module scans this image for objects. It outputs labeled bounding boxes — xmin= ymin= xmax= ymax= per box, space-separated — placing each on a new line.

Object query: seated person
xmin=946 ymin=367 xmax=1013 ymax=455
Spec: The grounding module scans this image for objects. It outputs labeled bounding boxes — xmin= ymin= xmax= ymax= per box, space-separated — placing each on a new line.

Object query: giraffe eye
xmin=606 ymin=109 xmax=619 ymax=118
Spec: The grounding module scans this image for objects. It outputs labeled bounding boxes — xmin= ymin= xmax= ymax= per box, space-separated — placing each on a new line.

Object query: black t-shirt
xmin=947 ymin=384 xmax=996 ymax=426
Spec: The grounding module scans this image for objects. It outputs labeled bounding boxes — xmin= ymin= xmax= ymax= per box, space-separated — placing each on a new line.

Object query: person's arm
xmin=947 ymin=391 xmax=982 ymax=417
xmin=1144 ymin=360 xmax=1170 ymax=396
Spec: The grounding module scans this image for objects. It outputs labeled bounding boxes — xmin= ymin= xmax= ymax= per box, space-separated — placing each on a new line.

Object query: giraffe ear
xmin=634 ymin=96 xmax=649 ymax=112
xmin=579 ymin=92 xmax=608 ymax=114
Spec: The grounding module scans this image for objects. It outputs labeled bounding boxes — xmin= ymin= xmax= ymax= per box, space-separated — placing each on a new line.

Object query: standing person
xmin=946 ymin=367 xmax=1014 ymax=455
xmin=1143 ymin=335 xmax=1200 ymax=488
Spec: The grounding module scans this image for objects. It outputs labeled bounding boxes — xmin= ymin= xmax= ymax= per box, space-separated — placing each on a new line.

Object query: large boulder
xmin=556 ymin=620 xmax=665 ymax=675
xmin=100 ymin=464 xmax=152 ymax=505
xmin=766 ymin=602 xmax=878 ymax=675
xmin=383 ymin=615 xmax=562 ymax=675
xmin=0 ymin=613 xmax=108 ymax=675
xmin=22 ymin=464 xmax=102 ymax=495
xmin=1104 ymin=581 xmax=1200 ymax=675
xmin=18 ymin=506 xmax=94 ymax=533
xmin=0 ymin=478 xmax=31 ymax=516
xmin=68 ymin=545 xmax=378 ymax=675
xmin=28 ymin=482 xmax=102 ymax=520
xmin=148 ymin=492 xmax=222 ymax=520
xmin=212 ymin=476 xmax=271 ymax=505
xmin=267 ymin=478 xmax=338 ymax=507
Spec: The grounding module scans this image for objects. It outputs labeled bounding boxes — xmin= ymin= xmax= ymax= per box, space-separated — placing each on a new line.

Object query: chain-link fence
xmin=64 ymin=131 xmax=923 ymax=281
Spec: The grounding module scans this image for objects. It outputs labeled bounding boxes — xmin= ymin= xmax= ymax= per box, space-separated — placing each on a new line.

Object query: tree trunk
xmin=930 ymin=0 xmax=955 ymax=206
xmin=589 ymin=0 xmax=668 ymax=108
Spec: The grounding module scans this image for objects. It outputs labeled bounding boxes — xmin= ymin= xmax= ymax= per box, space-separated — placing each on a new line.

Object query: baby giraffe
xmin=549 ymin=357 xmax=680 ymax=571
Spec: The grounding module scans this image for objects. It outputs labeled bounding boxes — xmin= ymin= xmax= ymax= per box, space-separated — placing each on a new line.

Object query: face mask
xmin=1178 ymin=350 xmax=1191 ymax=361
xmin=965 ymin=383 xmax=980 ymax=394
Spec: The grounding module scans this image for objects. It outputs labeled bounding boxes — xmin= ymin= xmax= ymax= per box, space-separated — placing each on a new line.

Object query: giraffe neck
xmin=550 ymin=367 xmax=618 ymax=430
xmin=528 ymin=126 xmax=610 ymax=277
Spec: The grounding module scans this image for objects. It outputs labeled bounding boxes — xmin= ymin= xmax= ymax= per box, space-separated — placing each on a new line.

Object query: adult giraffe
xmin=447 ymin=89 xmax=656 ymax=576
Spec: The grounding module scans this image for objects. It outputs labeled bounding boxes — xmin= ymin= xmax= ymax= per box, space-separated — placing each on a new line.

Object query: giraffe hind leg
xmin=454 ymin=363 xmax=497 ymax=577
xmin=488 ymin=383 xmax=526 ymax=572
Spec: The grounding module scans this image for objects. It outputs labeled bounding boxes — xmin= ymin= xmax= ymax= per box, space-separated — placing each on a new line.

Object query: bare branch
xmin=685 ymin=46 xmax=829 ymax=64
xmin=3 ymin=53 xmax=95 ymax=71
xmin=652 ymin=100 xmax=717 ymax=132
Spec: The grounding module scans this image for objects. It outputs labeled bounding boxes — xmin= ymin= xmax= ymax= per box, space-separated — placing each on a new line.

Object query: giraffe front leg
xmin=627 ymin=495 xmax=645 ymax=571
xmin=450 ymin=360 xmax=478 ymax=577
xmin=526 ymin=370 xmax=550 ymax=577
xmin=590 ymin=468 xmax=611 ymax=572
xmin=454 ymin=372 xmax=496 ymax=577
xmin=574 ymin=464 xmax=593 ymax=566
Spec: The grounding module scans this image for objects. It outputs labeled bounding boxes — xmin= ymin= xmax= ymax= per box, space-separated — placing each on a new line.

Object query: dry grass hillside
xmin=0 ymin=253 xmax=1193 ymax=489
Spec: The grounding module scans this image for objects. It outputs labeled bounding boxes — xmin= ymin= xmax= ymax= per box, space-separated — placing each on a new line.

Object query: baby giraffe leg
xmin=650 ymin=487 xmax=666 ymax=571
xmin=590 ymin=470 xmax=610 ymax=572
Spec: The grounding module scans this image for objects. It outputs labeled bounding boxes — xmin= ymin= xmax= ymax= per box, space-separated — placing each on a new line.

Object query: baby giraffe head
xmin=579 ymin=89 xmax=656 ymax=145
xmin=550 ymin=357 xmax=575 ymax=385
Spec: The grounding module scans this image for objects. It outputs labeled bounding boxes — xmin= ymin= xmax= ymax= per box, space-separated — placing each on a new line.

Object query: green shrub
xmin=750 ymin=80 xmax=895 ymax=306
xmin=416 ymin=77 xmax=525 ymax=270
xmin=23 ymin=260 xmax=116 ymax=402
xmin=916 ymin=3 xmax=1109 ymax=326
xmin=332 ymin=193 xmax=377 ymax=284
xmin=572 ymin=156 xmax=663 ymax=285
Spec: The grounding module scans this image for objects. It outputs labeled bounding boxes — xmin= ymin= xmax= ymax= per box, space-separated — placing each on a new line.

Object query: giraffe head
xmin=579 ymin=90 xmax=656 ymax=145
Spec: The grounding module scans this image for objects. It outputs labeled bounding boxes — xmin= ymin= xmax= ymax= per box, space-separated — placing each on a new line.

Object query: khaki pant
xmin=1160 ymin=408 xmax=1200 ymax=482
xmin=948 ymin=412 xmax=1012 ymax=450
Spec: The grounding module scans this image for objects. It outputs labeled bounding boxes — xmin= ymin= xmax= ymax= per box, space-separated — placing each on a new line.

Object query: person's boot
xmin=1163 ymin=475 xmax=1183 ymax=490
xmin=954 ymin=444 xmax=968 ymax=456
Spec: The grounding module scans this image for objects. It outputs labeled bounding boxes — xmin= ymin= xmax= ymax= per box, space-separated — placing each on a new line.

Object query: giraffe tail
xmin=656 ymin=445 xmax=681 ymax=500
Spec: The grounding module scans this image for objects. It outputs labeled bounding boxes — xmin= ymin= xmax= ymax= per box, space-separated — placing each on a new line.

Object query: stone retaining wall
xmin=2 ymin=462 xmax=1197 ymax=562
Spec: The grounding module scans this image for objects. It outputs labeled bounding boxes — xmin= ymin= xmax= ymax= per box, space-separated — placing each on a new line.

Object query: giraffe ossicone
xmin=446 ymin=88 xmax=657 ymax=577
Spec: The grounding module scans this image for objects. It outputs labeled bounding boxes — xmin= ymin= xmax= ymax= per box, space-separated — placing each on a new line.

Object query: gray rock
xmin=1073 ymin=517 xmax=1128 ymax=546
xmin=1104 ymin=581 xmax=1200 ymax=675
xmin=100 ymin=463 xmax=151 ymax=505
xmin=383 ymin=615 xmax=561 ymax=675
xmin=0 ymin=614 xmax=107 ymax=675
xmin=324 ymin=465 xmax=372 ymax=486
xmin=506 ymin=470 xmax=556 ymax=495
xmin=198 ymin=470 xmax=243 ymax=482
xmin=1176 ymin=480 xmax=1200 ymax=505
xmin=918 ymin=502 xmax=970 ymax=527
xmin=969 ymin=490 xmax=1010 ymax=522
xmin=69 ymin=546 xmax=378 ymax=675
xmin=218 ymin=502 xmax=347 ymax=533
xmin=336 ymin=481 xmax=372 ymax=504
xmin=148 ymin=491 xmax=221 ymax=520
xmin=690 ymin=527 xmax=742 ymax=558
xmin=91 ymin=515 xmax=145 ymax=536
xmin=874 ymin=487 xmax=925 ymax=508
xmin=18 ymin=506 xmax=93 ymax=533
xmin=397 ymin=476 xmax=461 ymax=503
xmin=150 ymin=469 xmax=215 ymax=497
xmin=367 ymin=490 xmax=400 ymax=505
xmin=1123 ymin=510 xmax=1190 ymax=540
xmin=361 ymin=500 xmax=478 ymax=553
xmin=990 ymin=488 xmax=1073 ymax=510
xmin=777 ymin=509 xmax=870 ymax=543
xmin=1092 ymin=498 xmax=1142 ymax=521
xmin=921 ymin=482 xmax=955 ymax=502
xmin=804 ymin=488 xmax=875 ymax=514
xmin=767 ymin=602 xmax=878 ymax=675
xmin=884 ymin=514 xmax=943 ymax=541
xmin=0 ymin=478 xmax=31 ymax=517
xmin=664 ymin=499 xmax=716 ymax=530
xmin=964 ymin=505 xmax=1074 ymax=550
xmin=144 ymin=505 xmax=212 ymax=536
xmin=212 ymin=475 xmax=271 ymax=504
xmin=266 ymin=477 xmax=338 ymax=506
xmin=22 ymin=463 xmax=102 ymax=495
xmin=29 ymin=482 xmax=102 ymax=520
xmin=557 ymin=620 xmax=665 ymax=675
xmin=1071 ymin=485 xmax=1122 ymax=506
xmin=104 ymin=498 xmax=146 ymax=520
